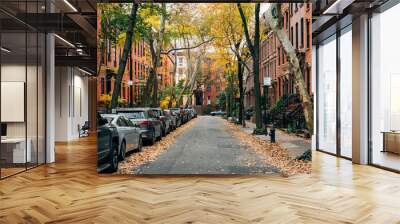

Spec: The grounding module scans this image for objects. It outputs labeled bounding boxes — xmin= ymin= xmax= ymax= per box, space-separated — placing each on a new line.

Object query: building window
xmin=295 ymin=22 xmax=299 ymax=49
xmin=290 ymin=27 xmax=293 ymax=45
xmin=307 ymin=19 xmax=311 ymax=48
xmin=101 ymin=78 xmax=105 ymax=94
xmin=277 ymin=47 xmax=280 ymax=65
xmin=285 ymin=12 xmax=289 ymax=31
xmin=370 ymin=6 xmax=400 ymax=171
xmin=301 ymin=18 xmax=304 ymax=48
xmin=106 ymin=76 xmax=112 ymax=94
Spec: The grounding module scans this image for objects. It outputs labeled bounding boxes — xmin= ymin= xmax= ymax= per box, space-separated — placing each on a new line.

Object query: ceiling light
xmin=322 ymin=0 xmax=355 ymax=15
xmin=1 ymin=47 xmax=11 ymax=53
xmin=63 ymin=0 xmax=78 ymax=12
xmin=54 ymin=34 xmax=75 ymax=48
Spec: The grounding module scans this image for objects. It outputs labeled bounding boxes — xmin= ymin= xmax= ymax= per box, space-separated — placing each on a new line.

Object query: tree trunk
xmin=110 ymin=4 xmax=139 ymax=109
xmin=264 ymin=4 xmax=314 ymax=134
xmin=237 ymin=58 xmax=245 ymax=127
xmin=238 ymin=3 xmax=262 ymax=130
xmin=151 ymin=3 xmax=167 ymax=107
xmin=168 ymin=51 xmax=177 ymax=108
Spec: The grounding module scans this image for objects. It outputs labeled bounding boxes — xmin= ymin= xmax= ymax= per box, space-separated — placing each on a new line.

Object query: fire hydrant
xmin=269 ymin=124 xmax=276 ymax=143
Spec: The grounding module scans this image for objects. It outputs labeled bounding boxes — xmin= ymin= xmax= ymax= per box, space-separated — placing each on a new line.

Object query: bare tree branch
xmin=161 ymin=37 xmax=215 ymax=55
xmin=237 ymin=3 xmax=254 ymax=53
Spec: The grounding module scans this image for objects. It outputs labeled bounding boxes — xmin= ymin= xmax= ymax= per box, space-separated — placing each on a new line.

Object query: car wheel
xmin=161 ymin=127 xmax=166 ymax=137
xmin=148 ymin=131 xmax=155 ymax=145
xmin=157 ymin=127 xmax=163 ymax=140
xmin=137 ymin=136 xmax=143 ymax=152
xmin=118 ymin=141 xmax=126 ymax=161
xmin=108 ymin=143 xmax=119 ymax=173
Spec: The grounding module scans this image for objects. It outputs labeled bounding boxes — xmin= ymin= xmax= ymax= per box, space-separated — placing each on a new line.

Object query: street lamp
xmin=263 ymin=76 xmax=275 ymax=142
xmin=263 ymin=76 xmax=271 ymax=123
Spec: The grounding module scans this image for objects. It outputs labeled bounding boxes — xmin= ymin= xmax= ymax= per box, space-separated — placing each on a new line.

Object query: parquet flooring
xmin=1 ymin=136 xmax=400 ymax=223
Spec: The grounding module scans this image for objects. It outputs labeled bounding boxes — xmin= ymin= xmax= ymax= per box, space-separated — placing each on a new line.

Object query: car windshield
xmin=118 ymin=111 xmax=146 ymax=119
xmin=152 ymin=110 xmax=162 ymax=116
xmin=101 ymin=115 xmax=115 ymax=123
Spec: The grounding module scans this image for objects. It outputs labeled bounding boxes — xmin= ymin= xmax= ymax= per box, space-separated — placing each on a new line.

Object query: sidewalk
xmin=242 ymin=121 xmax=311 ymax=159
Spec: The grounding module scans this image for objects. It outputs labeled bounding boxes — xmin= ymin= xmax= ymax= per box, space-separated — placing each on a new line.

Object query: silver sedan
xmin=101 ymin=114 xmax=143 ymax=161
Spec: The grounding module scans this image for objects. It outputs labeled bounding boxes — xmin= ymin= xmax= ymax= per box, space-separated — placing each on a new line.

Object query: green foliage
xmin=99 ymin=4 xmax=130 ymax=44
xmin=296 ymin=149 xmax=312 ymax=161
xmin=203 ymin=106 xmax=213 ymax=115
xmin=159 ymin=85 xmax=174 ymax=100
xmin=269 ymin=95 xmax=288 ymax=117
xmin=216 ymin=92 xmax=227 ymax=111
xmin=287 ymin=121 xmax=296 ymax=133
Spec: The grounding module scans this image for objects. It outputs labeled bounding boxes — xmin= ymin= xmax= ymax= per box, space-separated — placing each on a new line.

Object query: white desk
xmin=1 ymin=138 xmax=31 ymax=163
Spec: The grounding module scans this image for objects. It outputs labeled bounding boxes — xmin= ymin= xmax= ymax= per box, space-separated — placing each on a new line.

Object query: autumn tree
xmin=207 ymin=3 xmax=252 ymax=126
xmin=263 ymin=4 xmax=313 ymax=133
xmin=134 ymin=3 xmax=169 ymax=107
xmin=164 ymin=4 xmax=214 ymax=107
xmin=237 ymin=3 xmax=263 ymax=132
xmin=110 ymin=4 xmax=139 ymax=109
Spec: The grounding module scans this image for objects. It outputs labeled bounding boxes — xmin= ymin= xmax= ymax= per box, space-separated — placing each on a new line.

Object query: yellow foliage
xmin=160 ymin=96 xmax=176 ymax=109
xmin=99 ymin=94 xmax=112 ymax=104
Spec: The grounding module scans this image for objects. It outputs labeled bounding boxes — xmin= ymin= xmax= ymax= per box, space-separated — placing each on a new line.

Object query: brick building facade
xmin=245 ymin=3 xmax=313 ymax=108
xmin=201 ymin=57 xmax=226 ymax=106
xmin=97 ymin=12 xmax=172 ymax=107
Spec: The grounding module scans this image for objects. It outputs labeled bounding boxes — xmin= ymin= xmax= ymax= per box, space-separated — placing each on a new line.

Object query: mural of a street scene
xmin=97 ymin=3 xmax=312 ymax=175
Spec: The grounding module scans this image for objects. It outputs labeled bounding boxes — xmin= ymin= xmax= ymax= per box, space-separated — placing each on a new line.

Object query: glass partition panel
xmin=317 ymin=35 xmax=337 ymax=154
xmin=1 ymin=30 xmax=27 ymax=178
xmin=339 ymin=26 xmax=352 ymax=158
xmin=27 ymin=31 xmax=38 ymax=169
xmin=38 ymin=32 xmax=46 ymax=165
xmin=371 ymin=3 xmax=400 ymax=171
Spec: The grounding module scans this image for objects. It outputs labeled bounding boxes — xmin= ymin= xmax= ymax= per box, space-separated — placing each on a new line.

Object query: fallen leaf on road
xmin=224 ymin=119 xmax=311 ymax=176
xmin=117 ymin=119 xmax=198 ymax=175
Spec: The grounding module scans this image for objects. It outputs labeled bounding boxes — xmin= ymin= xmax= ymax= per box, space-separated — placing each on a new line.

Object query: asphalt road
xmin=134 ymin=116 xmax=279 ymax=174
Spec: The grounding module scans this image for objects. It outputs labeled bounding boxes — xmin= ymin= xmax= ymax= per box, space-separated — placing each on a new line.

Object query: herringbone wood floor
xmin=1 ymin=136 xmax=400 ymax=223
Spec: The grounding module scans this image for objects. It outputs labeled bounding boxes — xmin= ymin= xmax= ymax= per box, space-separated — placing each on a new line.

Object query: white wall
xmin=55 ymin=67 xmax=89 ymax=141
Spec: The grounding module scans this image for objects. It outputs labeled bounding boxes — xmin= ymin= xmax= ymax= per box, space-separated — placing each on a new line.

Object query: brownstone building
xmin=97 ymin=12 xmax=173 ymax=108
xmin=245 ymin=3 xmax=313 ymax=108
xmin=201 ymin=57 xmax=226 ymax=106
xmin=97 ymin=39 xmax=150 ymax=107
xmin=157 ymin=54 xmax=174 ymax=89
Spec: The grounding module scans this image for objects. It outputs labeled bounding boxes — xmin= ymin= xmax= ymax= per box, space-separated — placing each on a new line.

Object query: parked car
xmin=245 ymin=108 xmax=254 ymax=120
xmin=116 ymin=108 xmax=162 ymax=145
xmin=101 ymin=114 xmax=142 ymax=161
xmin=169 ymin=108 xmax=183 ymax=127
xmin=210 ymin=110 xmax=226 ymax=116
xmin=181 ymin=108 xmax=189 ymax=123
xmin=151 ymin=108 xmax=172 ymax=136
xmin=187 ymin=108 xmax=197 ymax=118
xmin=164 ymin=109 xmax=178 ymax=130
xmin=97 ymin=113 xmax=120 ymax=173
xmin=185 ymin=108 xmax=193 ymax=120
